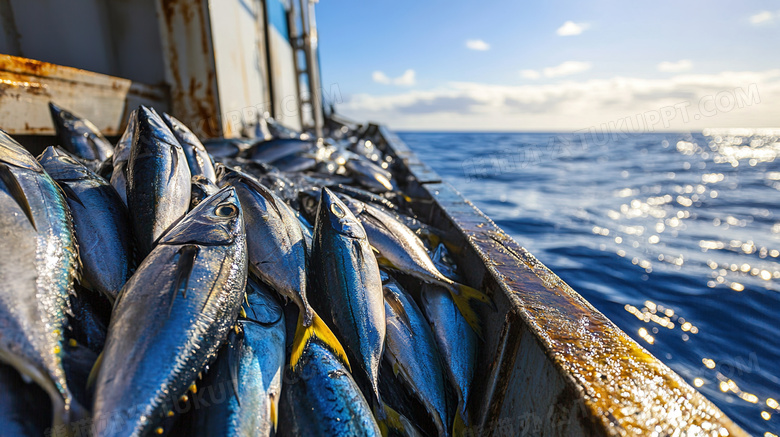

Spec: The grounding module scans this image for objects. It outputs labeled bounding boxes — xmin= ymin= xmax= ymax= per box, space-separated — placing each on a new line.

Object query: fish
xmin=345 ymin=157 xmax=396 ymax=192
xmin=202 ymin=138 xmax=249 ymax=159
xmin=162 ymin=113 xmax=217 ymax=183
xmin=126 ymin=105 xmax=191 ymax=258
xmin=48 ymin=102 xmax=113 ymax=162
xmin=110 ymin=109 xmax=138 ymax=205
xmin=179 ymin=276 xmax=285 ymax=436
xmin=270 ymin=154 xmax=318 ymax=173
xmin=250 ymin=138 xmax=315 ymax=164
xmin=338 ymin=194 xmax=492 ymax=336
xmin=39 ymin=146 xmax=134 ymax=303
xmin=190 ymin=175 xmax=220 ymax=209
xmin=278 ymin=342 xmax=381 ymax=437
xmin=309 ymin=188 xmax=385 ymax=403
xmin=90 ymin=187 xmax=248 ymax=437
xmin=382 ymin=273 xmax=453 ymax=436
xmin=68 ymin=287 xmax=108 ymax=354
xmin=0 ymin=363 xmax=53 ymax=436
xmin=0 ymin=130 xmax=86 ymax=428
xmin=220 ymin=169 xmax=348 ymax=371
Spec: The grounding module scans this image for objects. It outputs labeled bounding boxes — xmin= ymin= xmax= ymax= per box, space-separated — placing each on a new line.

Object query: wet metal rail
xmin=375 ymin=125 xmax=747 ymax=437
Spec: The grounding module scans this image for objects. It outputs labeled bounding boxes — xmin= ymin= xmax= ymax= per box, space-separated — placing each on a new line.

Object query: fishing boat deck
xmin=373 ymin=125 xmax=747 ymax=436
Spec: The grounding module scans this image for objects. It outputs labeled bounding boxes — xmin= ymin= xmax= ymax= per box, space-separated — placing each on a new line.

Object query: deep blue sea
xmin=398 ymin=131 xmax=780 ymax=436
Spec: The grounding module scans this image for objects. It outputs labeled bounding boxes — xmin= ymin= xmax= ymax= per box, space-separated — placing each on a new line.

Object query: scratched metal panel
xmin=376 ymin=125 xmax=748 ymax=437
xmin=266 ymin=0 xmax=302 ymax=131
xmin=0 ymin=55 xmax=168 ymax=136
xmin=0 ymin=0 xmax=166 ymax=86
xmin=155 ymin=0 xmax=222 ymax=138
xmin=209 ymin=0 xmax=271 ymax=137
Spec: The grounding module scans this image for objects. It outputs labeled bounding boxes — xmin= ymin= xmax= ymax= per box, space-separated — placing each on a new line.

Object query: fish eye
xmin=330 ymin=203 xmax=345 ymax=218
xmin=215 ymin=203 xmax=237 ymax=217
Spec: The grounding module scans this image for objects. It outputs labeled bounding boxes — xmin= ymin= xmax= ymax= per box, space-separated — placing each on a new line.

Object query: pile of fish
xmin=0 ymin=102 xmax=493 ymax=437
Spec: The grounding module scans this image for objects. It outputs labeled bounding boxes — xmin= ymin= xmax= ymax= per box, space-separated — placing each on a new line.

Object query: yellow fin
xmin=270 ymin=396 xmax=278 ymax=432
xmin=290 ymin=310 xmax=350 ymax=371
xmin=378 ymin=402 xmax=420 ymax=437
xmin=453 ymin=407 xmax=468 ymax=436
xmin=86 ymin=350 xmax=104 ymax=390
xmin=447 ymin=282 xmax=493 ymax=339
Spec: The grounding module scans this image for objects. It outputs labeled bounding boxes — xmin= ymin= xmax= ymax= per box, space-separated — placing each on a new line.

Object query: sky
xmin=316 ymin=1 xmax=780 ymax=131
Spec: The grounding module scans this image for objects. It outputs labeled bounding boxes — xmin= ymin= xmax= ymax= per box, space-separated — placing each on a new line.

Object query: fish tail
xmin=453 ymin=406 xmax=469 ymax=436
xmin=86 ymin=350 xmax=104 ymax=391
xmin=376 ymin=401 xmax=419 ymax=437
xmin=290 ymin=310 xmax=350 ymax=372
xmin=447 ymin=282 xmax=494 ymax=339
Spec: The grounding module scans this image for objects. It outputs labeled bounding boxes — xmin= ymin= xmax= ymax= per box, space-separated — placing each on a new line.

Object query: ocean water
xmin=398 ymin=130 xmax=780 ymax=436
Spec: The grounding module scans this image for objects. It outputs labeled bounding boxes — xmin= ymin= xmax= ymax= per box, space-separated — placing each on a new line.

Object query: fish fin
xmin=453 ymin=407 xmax=468 ymax=436
xmin=446 ymin=282 xmax=494 ymax=339
xmin=270 ymin=395 xmax=278 ymax=432
xmin=0 ymin=162 xmax=36 ymax=230
xmin=290 ymin=310 xmax=350 ymax=372
xmin=383 ymin=288 xmax=413 ymax=333
xmin=58 ymin=181 xmax=85 ymax=208
xmin=169 ymin=145 xmax=180 ymax=183
xmin=169 ymin=245 xmax=200 ymax=316
xmin=377 ymin=402 xmax=419 ymax=437
xmin=228 ymin=330 xmax=243 ymax=407
xmin=86 ymin=350 xmax=104 ymax=391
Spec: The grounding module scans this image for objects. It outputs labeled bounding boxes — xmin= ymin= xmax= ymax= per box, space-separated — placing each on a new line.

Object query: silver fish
xmin=127 ymin=105 xmax=191 ymax=258
xmin=39 ymin=146 xmax=133 ymax=303
xmin=91 ymin=187 xmax=247 ymax=437
xmin=220 ymin=169 xmax=348 ymax=371
xmin=49 ymin=102 xmax=113 ymax=162
xmin=0 ymin=130 xmax=85 ymax=428
xmin=339 ymin=195 xmax=492 ymax=337
xmin=162 ymin=113 xmax=217 ymax=183
xmin=382 ymin=273 xmax=453 ymax=436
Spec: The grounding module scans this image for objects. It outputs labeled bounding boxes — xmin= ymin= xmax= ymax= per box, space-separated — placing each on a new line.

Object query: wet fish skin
xmin=190 ymin=175 xmax=220 ymax=209
xmin=0 ymin=130 xmax=85 ymax=427
xmin=91 ymin=187 xmax=247 ymax=437
xmin=339 ymin=195 xmax=491 ymax=336
xmin=68 ymin=289 xmax=108 ymax=354
xmin=39 ymin=146 xmax=134 ymax=303
xmin=382 ymin=274 xmax=453 ymax=436
xmin=278 ymin=342 xmax=381 ymax=437
xmin=0 ymin=363 xmax=53 ymax=436
xmin=345 ymin=157 xmax=396 ymax=192
xmin=183 ymin=277 xmax=285 ymax=436
xmin=127 ymin=105 xmax=191 ymax=258
xmin=310 ymin=188 xmax=385 ymax=403
xmin=250 ymin=138 xmax=315 ymax=164
xmin=220 ymin=168 xmax=311 ymax=323
xmin=48 ymin=102 xmax=113 ymax=162
xmin=162 ymin=113 xmax=217 ymax=183
xmin=109 ymin=110 xmax=138 ymax=206
xmin=220 ymin=169 xmax=348 ymax=371
xmin=420 ymin=284 xmax=476 ymax=425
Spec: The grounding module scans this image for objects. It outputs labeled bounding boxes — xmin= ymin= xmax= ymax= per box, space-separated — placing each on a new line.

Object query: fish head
xmin=0 ymin=130 xmax=42 ymax=171
xmin=38 ymin=146 xmax=92 ymax=180
xmin=131 ymin=106 xmax=183 ymax=161
xmin=48 ymin=101 xmax=80 ymax=133
xmin=159 ymin=186 xmax=244 ymax=246
xmin=316 ymin=187 xmax=367 ymax=240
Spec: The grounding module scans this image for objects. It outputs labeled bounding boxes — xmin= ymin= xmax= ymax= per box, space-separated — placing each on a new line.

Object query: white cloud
xmin=657 ymin=60 xmax=693 ymax=73
xmin=372 ymin=69 xmax=416 ymax=86
xmin=520 ymin=61 xmax=592 ymax=80
xmin=339 ymin=70 xmax=780 ymax=131
xmin=749 ymin=10 xmax=774 ymax=25
xmin=520 ymin=69 xmax=542 ymax=80
xmin=543 ymin=61 xmax=592 ymax=78
xmin=557 ymin=21 xmax=590 ymax=36
xmin=465 ymin=39 xmax=490 ymax=51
